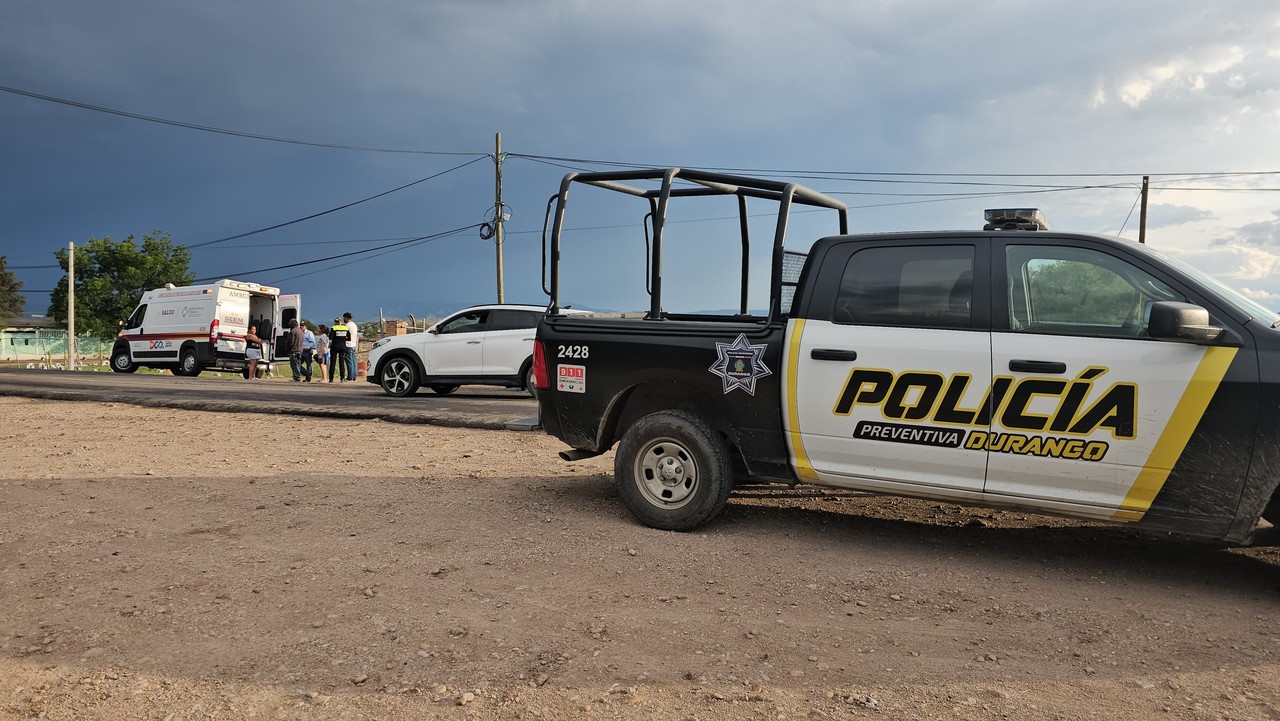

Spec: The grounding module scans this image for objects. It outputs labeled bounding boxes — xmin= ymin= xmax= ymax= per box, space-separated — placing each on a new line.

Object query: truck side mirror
xmin=1148 ymin=301 xmax=1223 ymax=343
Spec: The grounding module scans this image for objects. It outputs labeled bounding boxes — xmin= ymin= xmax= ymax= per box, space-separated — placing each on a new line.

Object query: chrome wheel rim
xmin=382 ymin=359 xmax=413 ymax=394
xmin=633 ymin=436 xmax=698 ymax=509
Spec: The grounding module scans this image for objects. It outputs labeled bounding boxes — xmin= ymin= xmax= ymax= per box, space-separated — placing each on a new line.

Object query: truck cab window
xmin=125 ymin=305 xmax=147 ymax=330
xmin=1005 ymin=245 xmax=1182 ymax=338
xmin=834 ymin=245 xmax=975 ymax=329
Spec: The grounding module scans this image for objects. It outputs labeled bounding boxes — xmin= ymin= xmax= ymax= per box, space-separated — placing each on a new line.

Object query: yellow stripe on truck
xmin=1114 ymin=346 xmax=1238 ymax=521
xmin=785 ymin=319 xmax=819 ymax=482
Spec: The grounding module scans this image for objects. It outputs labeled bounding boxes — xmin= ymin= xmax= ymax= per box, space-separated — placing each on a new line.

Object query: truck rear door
xmin=274 ymin=295 xmax=299 ymax=362
xmin=785 ymin=238 xmax=992 ymax=496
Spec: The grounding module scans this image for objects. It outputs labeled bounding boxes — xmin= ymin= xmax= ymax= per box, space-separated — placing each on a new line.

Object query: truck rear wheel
xmin=177 ymin=347 xmax=201 ymax=377
xmin=1264 ymin=492 xmax=1280 ymax=525
xmin=614 ymin=410 xmax=733 ymax=531
xmin=110 ymin=348 xmax=137 ymax=374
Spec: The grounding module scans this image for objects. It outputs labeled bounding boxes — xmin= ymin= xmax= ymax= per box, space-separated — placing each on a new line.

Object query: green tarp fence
xmin=1 ymin=330 xmax=114 ymax=365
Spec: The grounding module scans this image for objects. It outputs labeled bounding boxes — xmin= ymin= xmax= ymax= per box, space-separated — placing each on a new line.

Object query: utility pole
xmin=1138 ymin=175 xmax=1149 ymax=244
xmin=67 ymin=241 xmax=75 ymax=371
xmin=494 ymin=132 xmax=506 ymax=303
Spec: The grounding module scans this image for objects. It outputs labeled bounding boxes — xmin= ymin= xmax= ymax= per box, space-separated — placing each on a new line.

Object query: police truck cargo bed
xmin=533 ymin=168 xmax=1280 ymax=544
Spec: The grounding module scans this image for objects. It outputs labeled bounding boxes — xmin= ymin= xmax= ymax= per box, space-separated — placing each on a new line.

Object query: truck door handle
xmin=811 ymin=348 xmax=858 ymax=362
xmin=1009 ymin=359 xmax=1066 ymax=374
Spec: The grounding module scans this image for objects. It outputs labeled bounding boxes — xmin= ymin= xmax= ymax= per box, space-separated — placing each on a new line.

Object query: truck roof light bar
xmin=984 ymin=208 xmax=1049 ymax=231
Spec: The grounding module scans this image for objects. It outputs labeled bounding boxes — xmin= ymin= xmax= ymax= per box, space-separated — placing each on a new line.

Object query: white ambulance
xmin=110 ymin=279 xmax=302 ymax=377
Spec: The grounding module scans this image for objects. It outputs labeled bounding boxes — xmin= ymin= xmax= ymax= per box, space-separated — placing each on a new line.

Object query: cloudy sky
xmin=3 ymin=1 xmax=1280 ymax=322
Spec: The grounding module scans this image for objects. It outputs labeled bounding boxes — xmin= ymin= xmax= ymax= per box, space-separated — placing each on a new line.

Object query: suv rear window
xmin=488 ymin=309 xmax=542 ymax=331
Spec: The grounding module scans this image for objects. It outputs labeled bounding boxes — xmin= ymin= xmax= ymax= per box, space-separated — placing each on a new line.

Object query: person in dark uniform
xmin=329 ymin=317 xmax=351 ymax=383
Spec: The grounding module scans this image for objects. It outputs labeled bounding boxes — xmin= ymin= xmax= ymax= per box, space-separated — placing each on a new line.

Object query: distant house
xmin=1 ymin=315 xmax=65 ymax=361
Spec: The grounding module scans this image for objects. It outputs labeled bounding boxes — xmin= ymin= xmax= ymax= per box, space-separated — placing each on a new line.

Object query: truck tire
xmin=614 ymin=410 xmax=733 ymax=531
xmin=380 ymin=357 xmax=420 ymax=397
xmin=177 ymin=347 xmax=201 ymax=377
xmin=1264 ymin=492 xmax=1280 ymax=525
xmin=110 ymin=348 xmax=138 ymax=374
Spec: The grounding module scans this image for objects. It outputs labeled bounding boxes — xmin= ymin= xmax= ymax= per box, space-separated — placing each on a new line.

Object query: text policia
xmin=835 ymin=366 xmax=1132 ymax=462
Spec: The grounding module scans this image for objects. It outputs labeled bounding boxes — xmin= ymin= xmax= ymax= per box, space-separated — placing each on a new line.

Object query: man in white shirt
xmin=342 ymin=312 xmax=358 ymax=381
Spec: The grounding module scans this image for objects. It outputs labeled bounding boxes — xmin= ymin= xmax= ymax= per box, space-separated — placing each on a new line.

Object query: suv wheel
xmin=380 ymin=357 xmax=420 ymax=397
xmin=524 ymin=365 xmax=537 ymax=398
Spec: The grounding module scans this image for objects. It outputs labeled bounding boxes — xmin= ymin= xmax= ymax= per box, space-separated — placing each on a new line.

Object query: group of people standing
xmin=242 ymin=312 xmax=360 ymax=382
xmin=300 ymin=313 xmax=359 ymax=383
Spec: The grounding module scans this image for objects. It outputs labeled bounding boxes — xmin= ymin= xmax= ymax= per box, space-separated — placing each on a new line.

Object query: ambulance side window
xmin=833 ymin=245 xmax=975 ymax=330
xmin=125 ymin=305 xmax=147 ymax=330
xmin=1005 ymin=245 xmax=1182 ymax=337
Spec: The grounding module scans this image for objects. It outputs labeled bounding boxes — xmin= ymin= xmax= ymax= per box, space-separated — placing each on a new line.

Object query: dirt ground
xmin=0 ymin=396 xmax=1276 ymax=721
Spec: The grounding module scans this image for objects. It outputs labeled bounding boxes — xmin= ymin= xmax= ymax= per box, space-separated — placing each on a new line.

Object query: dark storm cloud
xmin=2 ymin=0 xmax=1280 ymax=316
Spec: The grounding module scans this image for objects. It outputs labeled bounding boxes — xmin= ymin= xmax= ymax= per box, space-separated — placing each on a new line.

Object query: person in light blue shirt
xmin=301 ymin=323 xmax=317 ymax=382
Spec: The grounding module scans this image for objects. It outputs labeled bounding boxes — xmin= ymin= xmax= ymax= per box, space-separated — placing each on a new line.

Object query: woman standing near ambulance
xmin=245 ymin=323 xmax=264 ymax=380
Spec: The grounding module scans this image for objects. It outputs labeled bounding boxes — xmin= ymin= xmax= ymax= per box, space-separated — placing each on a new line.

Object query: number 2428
xmin=557 ymin=344 xmax=589 ymax=359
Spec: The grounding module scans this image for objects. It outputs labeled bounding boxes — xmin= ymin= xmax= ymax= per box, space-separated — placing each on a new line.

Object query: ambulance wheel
xmin=110 ymin=348 xmax=138 ymax=374
xmin=429 ymin=384 xmax=459 ymax=395
xmin=379 ymin=357 xmax=420 ymax=397
xmin=177 ymin=348 xmax=201 ymax=377
xmin=614 ymin=410 xmax=733 ymax=531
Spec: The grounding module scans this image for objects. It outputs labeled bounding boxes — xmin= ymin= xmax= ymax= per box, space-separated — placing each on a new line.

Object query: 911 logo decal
xmin=837 ymin=366 xmax=1135 ymax=461
xmin=710 ymin=334 xmax=772 ymax=395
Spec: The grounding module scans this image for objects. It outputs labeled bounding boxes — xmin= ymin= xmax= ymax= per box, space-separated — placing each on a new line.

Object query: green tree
xmin=48 ymin=232 xmax=194 ymax=340
xmin=1027 ymin=259 xmax=1137 ymax=324
xmin=0 ymin=256 xmax=24 ymax=322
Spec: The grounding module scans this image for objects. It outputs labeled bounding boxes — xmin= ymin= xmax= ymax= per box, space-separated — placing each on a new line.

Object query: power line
xmin=188 ymin=157 xmax=488 ymax=249
xmin=0 ymin=84 xmax=487 ymax=157
xmin=194 ymin=223 xmax=480 ymax=282
xmin=265 ymin=229 xmax=472 ymax=285
xmin=508 ymin=153 xmax=1280 ymax=179
xmin=199 ymin=236 xmax=422 ymax=250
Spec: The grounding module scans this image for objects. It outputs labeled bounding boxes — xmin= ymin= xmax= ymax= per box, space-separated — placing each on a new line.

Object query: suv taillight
xmin=532 ymin=339 xmax=550 ymax=390
xmin=209 ymin=318 xmax=220 ymax=345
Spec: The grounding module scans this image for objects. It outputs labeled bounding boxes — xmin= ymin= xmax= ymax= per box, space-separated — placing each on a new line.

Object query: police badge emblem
xmin=709 ymin=333 xmax=771 ymax=395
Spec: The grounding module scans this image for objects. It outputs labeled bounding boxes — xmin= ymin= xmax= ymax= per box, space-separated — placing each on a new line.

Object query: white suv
xmin=368 ymin=304 xmax=581 ymax=397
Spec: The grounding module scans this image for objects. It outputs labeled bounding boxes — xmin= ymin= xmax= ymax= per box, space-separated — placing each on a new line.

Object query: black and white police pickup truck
xmin=531 ymin=168 xmax=1280 ymax=544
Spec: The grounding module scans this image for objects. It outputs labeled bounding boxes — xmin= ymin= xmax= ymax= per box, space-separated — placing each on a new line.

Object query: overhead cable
xmin=507 ymin=153 xmax=1280 ymax=180
xmin=188 ymin=156 xmax=488 ymax=249
xmin=0 ymin=84 xmax=487 ymax=156
xmin=194 ymin=223 xmax=480 ymax=282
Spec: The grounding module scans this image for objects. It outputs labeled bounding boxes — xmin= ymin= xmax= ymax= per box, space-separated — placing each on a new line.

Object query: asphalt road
xmin=0 ymin=368 xmax=541 ymax=430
